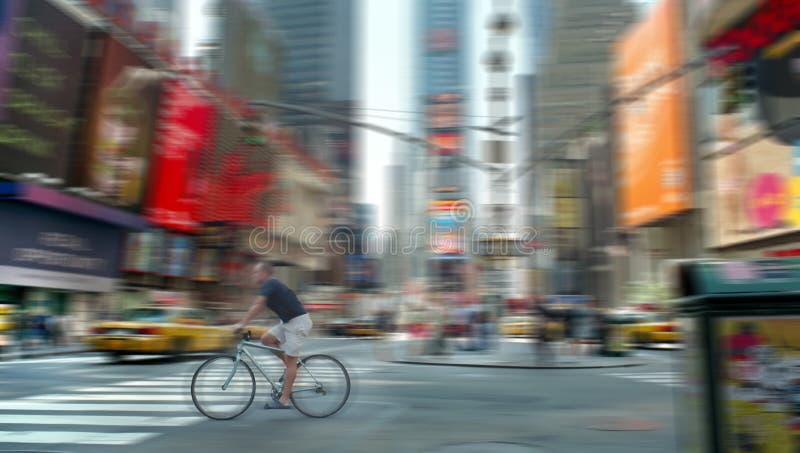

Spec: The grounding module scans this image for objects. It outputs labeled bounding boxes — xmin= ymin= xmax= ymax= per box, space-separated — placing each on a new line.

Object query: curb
xmin=389 ymin=358 xmax=647 ymax=370
xmin=0 ymin=346 xmax=87 ymax=361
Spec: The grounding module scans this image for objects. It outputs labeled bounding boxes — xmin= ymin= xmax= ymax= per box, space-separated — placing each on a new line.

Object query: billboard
xmin=219 ymin=0 xmax=280 ymax=101
xmin=162 ymin=234 xmax=193 ymax=278
xmin=709 ymin=126 xmax=800 ymax=247
xmin=145 ymin=79 xmax=216 ymax=232
xmin=122 ymin=230 xmax=164 ymax=273
xmin=427 ymin=93 xmax=462 ymax=129
xmin=0 ymin=202 xmax=124 ymax=292
xmin=83 ymin=36 xmax=163 ymax=209
xmin=429 ymin=200 xmax=466 ymax=255
xmin=0 ymin=0 xmax=95 ymax=180
xmin=613 ymin=0 xmax=691 ymax=227
xmin=428 ymin=132 xmax=462 ymax=155
xmin=0 ymin=0 xmax=23 ymax=120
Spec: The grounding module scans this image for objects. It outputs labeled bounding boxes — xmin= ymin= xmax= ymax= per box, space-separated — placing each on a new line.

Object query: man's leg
xmin=279 ymin=354 xmax=298 ymax=406
xmin=260 ymin=332 xmax=285 ymax=361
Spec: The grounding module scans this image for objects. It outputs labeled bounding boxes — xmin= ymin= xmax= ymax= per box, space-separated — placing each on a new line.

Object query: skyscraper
xmin=530 ymin=0 xmax=636 ymax=296
xmin=417 ymin=0 xmax=471 ymax=292
xmin=259 ymin=0 xmax=356 ymax=194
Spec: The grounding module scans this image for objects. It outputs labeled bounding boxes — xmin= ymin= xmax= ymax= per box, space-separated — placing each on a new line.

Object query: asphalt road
xmin=0 ymin=338 xmax=684 ymax=453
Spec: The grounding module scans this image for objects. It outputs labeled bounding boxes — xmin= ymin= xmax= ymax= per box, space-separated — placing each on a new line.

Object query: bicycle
xmin=191 ymin=331 xmax=350 ymax=420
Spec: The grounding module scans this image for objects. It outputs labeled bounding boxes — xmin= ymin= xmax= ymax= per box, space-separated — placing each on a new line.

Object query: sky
xmin=358 ymin=0 xmax=413 ymax=226
xmin=179 ymin=0 xmax=581 ymax=227
xmin=360 ymin=0 xmax=528 ymax=226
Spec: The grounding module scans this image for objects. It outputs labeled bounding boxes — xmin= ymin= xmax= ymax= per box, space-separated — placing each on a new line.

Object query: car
xmin=0 ymin=305 xmax=16 ymax=350
xmin=345 ymin=316 xmax=380 ymax=336
xmin=617 ymin=311 xmax=681 ymax=344
xmin=499 ymin=315 xmax=539 ymax=337
xmin=85 ymin=305 xmax=265 ymax=359
xmin=323 ymin=316 xmax=381 ymax=337
xmin=324 ymin=318 xmax=353 ymax=336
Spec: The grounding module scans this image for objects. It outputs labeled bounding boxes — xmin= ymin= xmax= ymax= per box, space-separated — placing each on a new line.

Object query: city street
xmin=0 ymin=338 xmax=681 ymax=453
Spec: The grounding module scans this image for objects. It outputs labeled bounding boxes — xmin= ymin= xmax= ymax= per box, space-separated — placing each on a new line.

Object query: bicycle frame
xmin=222 ymin=339 xmax=322 ymax=396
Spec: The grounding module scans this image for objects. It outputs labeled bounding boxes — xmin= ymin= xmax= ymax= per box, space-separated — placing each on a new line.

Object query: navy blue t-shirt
xmin=259 ymin=277 xmax=307 ymax=323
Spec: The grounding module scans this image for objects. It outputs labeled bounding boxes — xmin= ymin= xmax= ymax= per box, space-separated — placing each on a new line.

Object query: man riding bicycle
xmin=233 ymin=261 xmax=313 ymax=409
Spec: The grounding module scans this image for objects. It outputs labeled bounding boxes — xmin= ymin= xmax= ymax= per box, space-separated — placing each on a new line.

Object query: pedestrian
xmin=535 ymin=301 xmax=557 ymax=364
xmin=572 ymin=305 xmax=594 ymax=356
xmin=564 ymin=305 xmax=578 ymax=356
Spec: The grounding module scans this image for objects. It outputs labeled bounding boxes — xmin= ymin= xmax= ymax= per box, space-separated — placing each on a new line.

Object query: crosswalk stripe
xmin=26 ymin=394 xmax=252 ymax=402
xmin=0 ymin=431 xmax=158 ymax=445
xmin=0 ymin=414 xmax=202 ymax=427
xmin=72 ymin=387 xmax=250 ymax=393
xmin=603 ymin=372 xmax=685 ymax=388
xmin=0 ymin=356 xmax=106 ymax=366
xmin=637 ymin=378 xmax=681 ymax=384
xmin=604 ymin=372 xmax=681 ymax=376
xmin=0 ymin=402 xmax=207 ymax=412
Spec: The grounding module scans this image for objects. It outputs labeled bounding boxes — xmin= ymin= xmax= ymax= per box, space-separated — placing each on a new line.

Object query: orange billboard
xmin=614 ymin=0 xmax=691 ymax=227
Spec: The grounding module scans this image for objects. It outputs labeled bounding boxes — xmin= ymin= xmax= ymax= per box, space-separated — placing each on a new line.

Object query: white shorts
xmin=268 ymin=314 xmax=313 ymax=357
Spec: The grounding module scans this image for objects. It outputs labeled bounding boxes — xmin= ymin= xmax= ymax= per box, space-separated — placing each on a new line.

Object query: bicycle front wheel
xmin=191 ymin=355 xmax=255 ymax=420
xmin=291 ymin=354 xmax=350 ymax=418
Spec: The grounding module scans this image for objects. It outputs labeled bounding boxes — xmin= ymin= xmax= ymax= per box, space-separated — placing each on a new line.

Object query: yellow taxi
xmin=0 ymin=304 xmax=16 ymax=349
xmin=85 ymin=306 xmax=265 ymax=358
xmin=499 ymin=315 xmax=539 ymax=337
xmin=345 ymin=316 xmax=381 ymax=336
xmin=621 ymin=311 xmax=681 ymax=344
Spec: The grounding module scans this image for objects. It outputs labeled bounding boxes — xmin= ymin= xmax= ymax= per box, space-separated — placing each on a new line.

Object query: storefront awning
xmin=0 ymin=183 xmax=149 ymax=230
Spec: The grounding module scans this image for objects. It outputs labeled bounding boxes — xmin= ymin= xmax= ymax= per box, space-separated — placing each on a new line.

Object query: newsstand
xmin=675 ymin=259 xmax=800 ymax=453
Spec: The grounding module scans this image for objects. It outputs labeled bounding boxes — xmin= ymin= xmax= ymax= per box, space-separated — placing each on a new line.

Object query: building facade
xmin=530 ymin=0 xmax=636 ymax=302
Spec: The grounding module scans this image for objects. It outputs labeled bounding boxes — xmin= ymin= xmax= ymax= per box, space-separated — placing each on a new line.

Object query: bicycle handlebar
xmin=233 ymin=328 xmax=252 ymax=341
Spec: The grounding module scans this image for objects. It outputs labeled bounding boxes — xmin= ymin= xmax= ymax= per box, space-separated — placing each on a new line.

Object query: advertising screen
xmin=0 ymin=0 xmax=22 ymax=120
xmin=715 ymin=316 xmax=800 ymax=452
xmin=0 ymin=203 xmax=124 ymax=292
xmin=122 ymin=230 xmax=164 ymax=273
xmin=427 ymin=93 xmax=462 ymax=129
xmin=145 ymin=79 xmax=216 ymax=232
xmin=710 ymin=130 xmax=800 ymax=247
xmin=0 ymin=0 xmax=94 ymax=180
xmin=193 ymin=249 xmax=220 ymax=282
xmin=162 ymin=235 xmax=193 ymax=278
xmin=613 ymin=0 xmax=691 ymax=227
xmin=428 ymin=132 xmax=462 ymax=155
xmin=84 ymin=36 xmax=162 ymax=209
xmin=429 ymin=200 xmax=466 ymax=255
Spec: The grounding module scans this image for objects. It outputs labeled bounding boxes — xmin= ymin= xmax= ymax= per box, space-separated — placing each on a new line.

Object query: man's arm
xmin=233 ymin=296 xmax=267 ymax=331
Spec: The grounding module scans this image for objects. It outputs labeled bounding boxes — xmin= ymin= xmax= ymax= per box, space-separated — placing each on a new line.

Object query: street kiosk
xmin=675 ymin=259 xmax=800 ymax=453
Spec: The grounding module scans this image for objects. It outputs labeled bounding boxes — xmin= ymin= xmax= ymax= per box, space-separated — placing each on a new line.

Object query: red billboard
xmin=200 ymin=111 xmax=274 ymax=226
xmin=145 ymin=79 xmax=216 ymax=232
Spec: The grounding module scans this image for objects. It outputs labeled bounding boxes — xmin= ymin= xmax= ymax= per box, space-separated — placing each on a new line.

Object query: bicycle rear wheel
xmin=191 ymin=355 xmax=255 ymax=420
xmin=290 ymin=354 xmax=350 ymax=418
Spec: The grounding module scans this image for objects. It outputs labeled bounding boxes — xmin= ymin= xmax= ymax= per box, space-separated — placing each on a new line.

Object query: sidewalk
xmin=376 ymin=335 xmax=647 ymax=369
xmin=0 ymin=343 xmax=86 ymax=361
